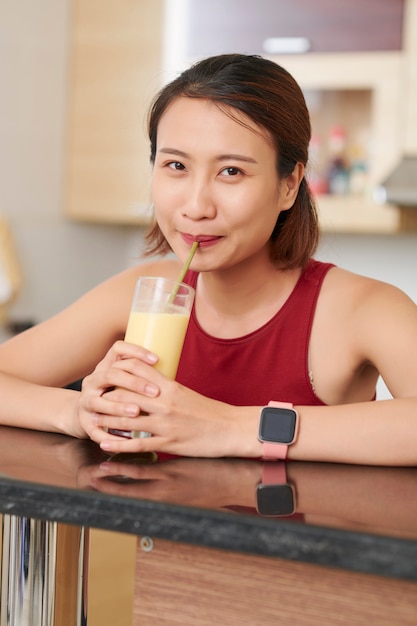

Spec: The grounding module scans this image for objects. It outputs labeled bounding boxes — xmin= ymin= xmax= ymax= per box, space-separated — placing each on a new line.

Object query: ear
xmin=279 ymin=162 xmax=305 ymax=211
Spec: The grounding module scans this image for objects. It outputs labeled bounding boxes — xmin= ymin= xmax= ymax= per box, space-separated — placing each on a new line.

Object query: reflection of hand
xmin=0 ymin=426 xmax=105 ymax=488
xmin=3 ymin=425 xmax=416 ymax=539
xmin=78 ymin=456 xmax=263 ymax=510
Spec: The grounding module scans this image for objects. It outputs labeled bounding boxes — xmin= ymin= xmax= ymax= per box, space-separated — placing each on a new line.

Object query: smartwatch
xmin=258 ymin=401 xmax=299 ymax=460
xmin=256 ymin=463 xmax=296 ymax=516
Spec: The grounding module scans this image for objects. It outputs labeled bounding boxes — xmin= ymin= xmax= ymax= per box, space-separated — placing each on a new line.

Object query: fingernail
xmin=145 ymin=384 xmax=159 ymax=397
xmin=146 ymin=353 xmax=158 ymax=364
xmin=100 ymin=441 xmax=112 ymax=451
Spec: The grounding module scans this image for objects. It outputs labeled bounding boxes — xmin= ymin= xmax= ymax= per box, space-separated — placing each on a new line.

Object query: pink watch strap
xmin=262 ymin=401 xmax=293 ymax=461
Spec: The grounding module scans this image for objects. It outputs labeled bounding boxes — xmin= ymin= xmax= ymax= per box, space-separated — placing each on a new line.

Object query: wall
xmin=0 ymin=1 xmax=415 ymax=398
xmin=0 ymin=0 xmax=146 ymax=324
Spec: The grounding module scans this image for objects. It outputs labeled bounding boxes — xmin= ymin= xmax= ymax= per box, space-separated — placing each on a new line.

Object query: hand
xmin=90 ymin=356 xmax=260 ymax=458
xmin=75 ymin=340 xmax=161 ymax=443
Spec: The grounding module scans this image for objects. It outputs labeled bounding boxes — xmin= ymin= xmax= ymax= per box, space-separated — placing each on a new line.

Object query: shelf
xmin=67 ymin=194 xmax=417 ymax=235
xmin=317 ymin=195 xmax=405 ymax=234
xmin=65 ymin=199 xmax=154 ymax=226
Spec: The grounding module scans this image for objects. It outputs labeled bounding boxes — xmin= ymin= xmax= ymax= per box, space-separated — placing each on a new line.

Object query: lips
xmin=181 ymin=233 xmax=222 ymax=247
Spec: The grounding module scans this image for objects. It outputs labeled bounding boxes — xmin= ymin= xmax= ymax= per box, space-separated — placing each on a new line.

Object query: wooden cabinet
xmin=186 ymin=0 xmax=404 ymax=57
xmin=134 ymin=537 xmax=417 ymax=626
xmin=65 ymin=0 xmax=164 ymax=224
xmin=65 ymin=0 xmax=417 ymax=232
xmin=267 ymin=51 xmax=405 ymax=232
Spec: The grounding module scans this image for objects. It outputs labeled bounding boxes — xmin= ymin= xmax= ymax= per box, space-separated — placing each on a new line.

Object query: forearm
xmin=84 ymin=373 xmax=417 ymax=465
xmin=239 ymin=397 xmax=417 ymax=466
xmin=291 ymin=398 xmax=417 ymax=466
xmin=0 ymin=371 xmax=84 ymax=437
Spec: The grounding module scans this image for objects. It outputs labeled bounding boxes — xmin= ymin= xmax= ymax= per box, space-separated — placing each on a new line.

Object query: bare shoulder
xmin=321 ymin=266 xmax=417 ymax=363
xmin=323 ymin=266 xmax=416 ymax=313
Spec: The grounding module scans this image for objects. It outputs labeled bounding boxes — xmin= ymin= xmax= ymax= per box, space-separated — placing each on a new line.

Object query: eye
xmin=167 ymin=161 xmax=185 ymax=171
xmin=220 ymin=166 xmax=242 ymax=177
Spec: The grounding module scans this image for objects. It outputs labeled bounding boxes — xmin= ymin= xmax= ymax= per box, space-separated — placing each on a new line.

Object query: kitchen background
xmin=0 ymin=0 xmax=416 ymax=400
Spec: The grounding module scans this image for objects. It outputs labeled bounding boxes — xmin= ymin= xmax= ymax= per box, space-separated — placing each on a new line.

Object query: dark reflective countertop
xmin=0 ymin=426 xmax=416 ymax=581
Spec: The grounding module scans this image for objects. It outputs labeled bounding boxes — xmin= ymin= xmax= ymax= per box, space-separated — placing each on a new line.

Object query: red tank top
xmin=176 ymin=259 xmax=334 ymax=406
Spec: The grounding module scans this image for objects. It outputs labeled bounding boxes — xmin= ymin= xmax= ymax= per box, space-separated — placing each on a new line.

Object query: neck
xmin=194 ymin=256 xmax=302 ymax=337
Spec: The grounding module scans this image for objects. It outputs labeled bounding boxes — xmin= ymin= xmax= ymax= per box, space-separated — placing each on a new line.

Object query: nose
xmin=181 ymin=175 xmax=217 ymax=221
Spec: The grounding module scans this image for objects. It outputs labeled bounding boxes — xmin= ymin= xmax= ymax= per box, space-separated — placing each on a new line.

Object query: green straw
xmin=168 ymin=241 xmax=199 ymax=304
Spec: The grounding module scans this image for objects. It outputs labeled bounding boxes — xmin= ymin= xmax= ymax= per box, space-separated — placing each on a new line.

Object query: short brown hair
xmin=144 ymin=54 xmax=319 ymax=269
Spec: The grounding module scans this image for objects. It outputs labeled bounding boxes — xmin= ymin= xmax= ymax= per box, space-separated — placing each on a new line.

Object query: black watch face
xmin=256 ymin=484 xmax=295 ymax=516
xmin=259 ymin=407 xmax=297 ymax=444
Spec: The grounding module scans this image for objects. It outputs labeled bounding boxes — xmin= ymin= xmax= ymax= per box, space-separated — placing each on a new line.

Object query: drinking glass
xmin=111 ymin=276 xmax=195 ymax=439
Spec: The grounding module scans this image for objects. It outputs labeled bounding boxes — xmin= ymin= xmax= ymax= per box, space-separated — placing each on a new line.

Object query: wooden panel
xmin=88 ymin=529 xmax=137 ymax=626
xmin=186 ymin=0 xmax=405 ymax=57
xmin=66 ymin=0 xmax=164 ymax=223
xmin=134 ymin=538 xmax=417 ymax=625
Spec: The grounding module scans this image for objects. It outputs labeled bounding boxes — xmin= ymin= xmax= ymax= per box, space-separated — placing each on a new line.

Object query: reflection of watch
xmin=256 ymin=463 xmax=296 ymax=517
xmin=258 ymin=401 xmax=299 ymax=460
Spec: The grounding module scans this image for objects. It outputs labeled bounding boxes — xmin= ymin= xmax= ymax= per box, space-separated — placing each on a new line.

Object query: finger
xmin=93 ymin=413 xmax=141 ymax=434
xmin=93 ymin=411 xmax=165 ymax=442
xmin=83 ymin=421 xmax=117 ymax=444
xmin=82 ymin=394 xmax=141 ymax=423
xmin=105 ymin=371 xmax=160 ymax=399
xmin=86 ymin=421 xmax=147 ymax=447
xmin=105 ymin=340 xmax=159 ymax=366
xmin=84 ymin=366 xmax=160 ymax=400
xmin=98 ymin=433 xmax=165 ymax=455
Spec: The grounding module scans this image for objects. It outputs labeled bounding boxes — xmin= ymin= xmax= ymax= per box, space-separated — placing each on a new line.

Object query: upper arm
xmin=0 ymin=271 xmax=133 ymax=386
xmin=355 ymin=280 xmax=417 ymax=398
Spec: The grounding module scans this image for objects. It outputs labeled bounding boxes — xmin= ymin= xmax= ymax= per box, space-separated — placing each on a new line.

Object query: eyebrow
xmin=158 ymin=148 xmax=258 ymax=164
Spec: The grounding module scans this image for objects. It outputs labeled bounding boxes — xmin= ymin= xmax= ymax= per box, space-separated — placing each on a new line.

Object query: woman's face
xmin=151 ymin=97 xmax=300 ymax=273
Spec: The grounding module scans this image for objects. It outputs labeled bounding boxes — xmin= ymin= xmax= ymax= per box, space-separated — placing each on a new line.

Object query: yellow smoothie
xmin=124 ymin=310 xmax=190 ymax=379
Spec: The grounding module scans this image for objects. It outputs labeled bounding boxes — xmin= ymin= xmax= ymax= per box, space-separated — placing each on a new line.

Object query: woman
xmin=0 ymin=54 xmax=416 ymax=464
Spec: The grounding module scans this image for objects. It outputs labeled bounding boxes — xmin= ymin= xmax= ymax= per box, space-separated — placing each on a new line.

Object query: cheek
xmin=151 ymin=171 xmax=183 ymax=208
xmin=150 ymin=172 xmax=163 ymax=203
xmin=151 ymin=177 xmax=172 ymax=221
xmin=233 ymin=188 xmax=281 ymax=231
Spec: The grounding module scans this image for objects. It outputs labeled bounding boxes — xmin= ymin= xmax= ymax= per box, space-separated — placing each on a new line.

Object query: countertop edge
xmin=0 ymin=477 xmax=416 ymax=582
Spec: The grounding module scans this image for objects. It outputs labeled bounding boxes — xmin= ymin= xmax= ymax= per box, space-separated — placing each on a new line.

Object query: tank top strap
xmin=281 ymin=260 xmax=333 ymax=402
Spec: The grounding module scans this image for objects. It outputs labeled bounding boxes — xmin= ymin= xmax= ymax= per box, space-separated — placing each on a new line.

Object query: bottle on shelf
xmin=326 ymin=125 xmax=350 ymax=196
xmin=348 ymin=142 xmax=369 ymax=195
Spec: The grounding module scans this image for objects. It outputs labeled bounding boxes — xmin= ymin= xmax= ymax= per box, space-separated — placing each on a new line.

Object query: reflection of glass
xmin=111 ymin=276 xmax=195 ymax=439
